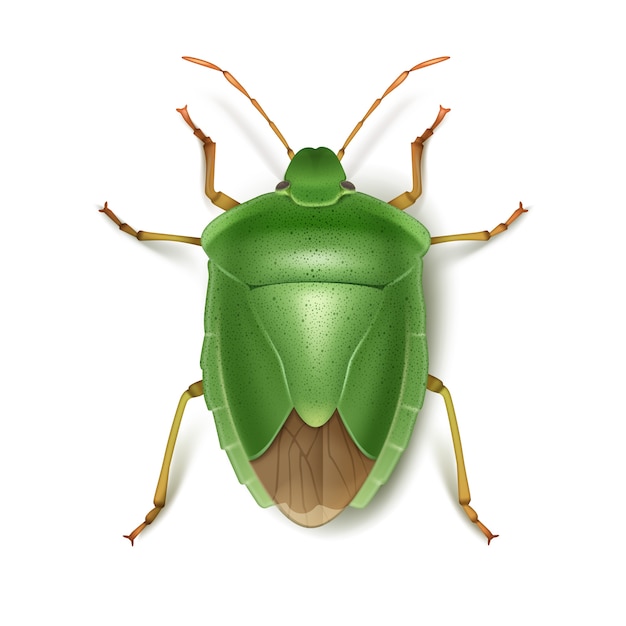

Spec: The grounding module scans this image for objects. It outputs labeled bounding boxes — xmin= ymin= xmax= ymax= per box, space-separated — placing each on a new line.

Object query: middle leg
xmin=430 ymin=202 xmax=527 ymax=245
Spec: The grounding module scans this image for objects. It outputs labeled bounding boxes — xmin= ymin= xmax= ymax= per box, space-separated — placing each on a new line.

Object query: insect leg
xmin=388 ymin=106 xmax=451 ymax=210
xmin=430 ymin=202 xmax=527 ymax=244
xmin=124 ymin=381 xmax=204 ymax=545
xmin=100 ymin=202 xmax=201 ymax=245
xmin=426 ymin=374 xmax=498 ymax=544
xmin=177 ymin=106 xmax=240 ymax=211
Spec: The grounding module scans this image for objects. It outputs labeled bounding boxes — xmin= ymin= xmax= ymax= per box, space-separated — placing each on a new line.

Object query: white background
xmin=1 ymin=1 xmax=624 ymax=623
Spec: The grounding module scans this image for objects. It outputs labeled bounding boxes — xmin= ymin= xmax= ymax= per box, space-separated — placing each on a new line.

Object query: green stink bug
xmin=101 ymin=56 xmax=526 ymax=545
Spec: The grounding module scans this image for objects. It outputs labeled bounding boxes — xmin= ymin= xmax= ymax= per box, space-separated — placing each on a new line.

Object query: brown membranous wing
xmin=250 ymin=409 xmax=375 ymax=527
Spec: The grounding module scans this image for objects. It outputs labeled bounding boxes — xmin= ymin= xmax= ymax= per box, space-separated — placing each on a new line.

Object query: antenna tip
xmin=182 ymin=57 xmax=222 ymax=71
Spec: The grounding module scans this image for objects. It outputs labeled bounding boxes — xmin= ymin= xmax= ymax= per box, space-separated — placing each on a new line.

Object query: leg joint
xmin=427 ymin=374 xmax=444 ymax=394
xmin=188 ymin=381 xmax=204 ymax=397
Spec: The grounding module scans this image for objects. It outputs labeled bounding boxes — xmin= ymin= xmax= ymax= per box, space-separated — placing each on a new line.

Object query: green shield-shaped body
xmin=200 ymin=148 xmax=430 ymax=527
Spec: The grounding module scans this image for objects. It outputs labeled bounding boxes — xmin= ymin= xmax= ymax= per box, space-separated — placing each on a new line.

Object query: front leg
xmin=388 ymin=105 xmax=451 ymax=210
xmin=100 ymin=202 xmax=201 ymax=246
xmin=177 ymin=106 xmax=239 ymax=211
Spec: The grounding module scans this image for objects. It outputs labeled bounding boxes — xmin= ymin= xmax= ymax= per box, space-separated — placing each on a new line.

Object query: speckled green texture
xmin=250 ymin=282 xmax=384 ymax=430
xmin=200 ymin=148 xmax=431 ymax=507
xmin=202 ymin=192 xmax=430 ymax=287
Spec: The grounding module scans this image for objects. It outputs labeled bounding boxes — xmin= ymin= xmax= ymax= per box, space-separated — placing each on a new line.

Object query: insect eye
xmin=275 ymin=180 xmax=290 ymax=191
xmin=340 ymin=181 xmax=355 ymax=191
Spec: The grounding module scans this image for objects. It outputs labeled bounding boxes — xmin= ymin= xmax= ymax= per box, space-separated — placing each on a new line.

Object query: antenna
xmin=337 ymin=56 xmax=449 ymax=161
xmin=183 ymin=57 xmax=294 ymax=159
